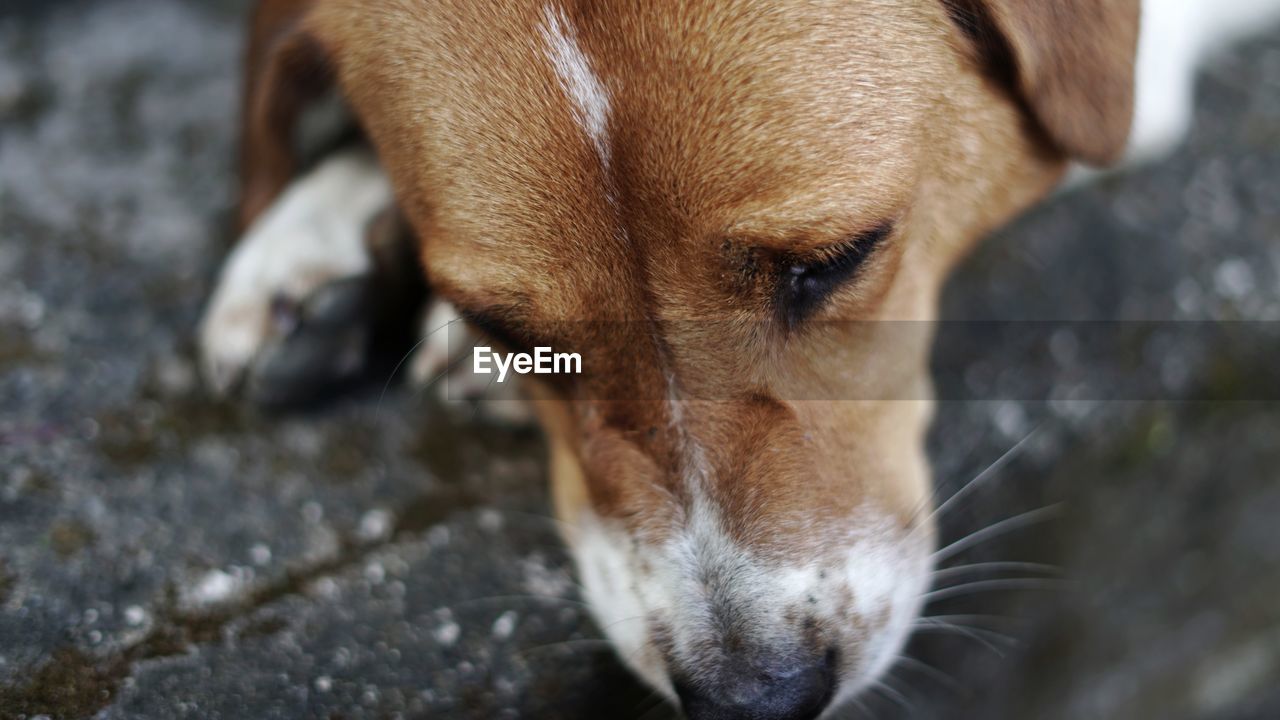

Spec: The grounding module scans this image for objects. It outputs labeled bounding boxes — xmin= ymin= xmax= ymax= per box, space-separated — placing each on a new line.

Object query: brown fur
xmin=236 ymin=0 xmax=330 ymax=231
xmin=944 ymin=0 xmax=1140 ymax=165
xmin=232 ymin=0 xmax=1138 ymax=696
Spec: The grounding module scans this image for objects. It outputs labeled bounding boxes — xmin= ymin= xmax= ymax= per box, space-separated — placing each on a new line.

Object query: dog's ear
xmin=944 ymin=0 xmax=1141 ymax=166
xmin=238 ymin=0 xmax=332 ymax=231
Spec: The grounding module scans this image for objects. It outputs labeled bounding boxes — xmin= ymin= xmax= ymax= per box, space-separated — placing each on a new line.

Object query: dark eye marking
xmin=775 ymin=222 xmax=893 ymax=327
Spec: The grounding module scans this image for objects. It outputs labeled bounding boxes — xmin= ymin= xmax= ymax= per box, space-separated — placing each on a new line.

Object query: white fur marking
xmin=198 ymin=148 xmax=391 ymax=390
xmin=570 ymin=494 xmax=930 ymax=707
xmin=540 ymin=5 xmax=612 ymax=167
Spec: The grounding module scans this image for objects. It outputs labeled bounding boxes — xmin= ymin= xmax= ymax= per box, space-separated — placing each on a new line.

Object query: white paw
xmin=199 ymin=148 xmax=392 ymax=400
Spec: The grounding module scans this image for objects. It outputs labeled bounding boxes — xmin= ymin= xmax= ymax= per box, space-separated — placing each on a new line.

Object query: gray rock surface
xmin=1 ymin=1 xmax=1277 ymax=719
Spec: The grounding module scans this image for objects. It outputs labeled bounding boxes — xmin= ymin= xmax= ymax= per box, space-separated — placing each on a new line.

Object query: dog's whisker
xmin=930 ymin=560 xmax=1061 ymax=585
xmin=911 ymin=617 xmax=1016 ymax=657
xmin=893 ymin=654 xmax=968 ymax=697
xmin=439 ymin=593 xmax=594 ymax=611
xmin=496 ymin=509 xmax=584 ymax=537
xmin=930 ymin=503 xmax=1064 ymax=564
xmin=596 ymin=613 xmax=649 ymax=635
xmin=849 ymin=692 xmax=878 ymax=720
xmin=628 ymin=688 xmax=660 ymax=720
xmin=510 ymin=613 xmax=646 ymax=659
xmin=881 ymin=671 xmax=917 ymax=714
xmin=916 ymin=614 xmax=1013 ymax=640
xmin=830 ymin=690 xmax=877 ymax=720
xmin=467 ymin=363 xmax=503 ymax=421
xmin=921 ymin=612 xmax=1021 ymax=629
xmin=914 ymin=626 xmax=1005 ymax=658
xmin=905 ymin=419 xmax=999 ymax=529
xmin=867 ymin=677 xmax=912 ymax=712
xmin=913 ymin=616 xmax=1020 ymax=641
xmin=633 ymin=688 xmax=674 ymax=720
xmin=512 ymin=637 xmax=616 ymax=657
xmin=922 ymin=577 xmax=1066 ymax=604
xmin=375 ymin=316 xmax=460 ymax=416
xmin=415 ymin=343 xmax=481 ymax=400
xmin=910 ymin=423 xmax=1044 ymax=536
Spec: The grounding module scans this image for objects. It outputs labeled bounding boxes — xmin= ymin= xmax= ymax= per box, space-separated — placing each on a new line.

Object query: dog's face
xmin=255 ymin=0 xmax=1136 ymax=714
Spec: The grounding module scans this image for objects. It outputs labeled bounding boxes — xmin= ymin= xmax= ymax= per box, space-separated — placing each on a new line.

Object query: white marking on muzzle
xmin=570 ymin=494 xmax=931 ymax=707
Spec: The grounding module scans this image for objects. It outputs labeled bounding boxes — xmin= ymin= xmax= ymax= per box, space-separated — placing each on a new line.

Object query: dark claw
xmin=269 ymin=293 xmax=302 ymax=336
xmin=246 ymin=277 xmax=373 ymax=407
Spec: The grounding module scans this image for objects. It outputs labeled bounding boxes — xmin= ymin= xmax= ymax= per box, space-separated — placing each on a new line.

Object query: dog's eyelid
xmin=774 ymin=221 xmax=893 ymax=327
xmin=459 ymin=305 xmax=533 ymax=354
xmin=794 ymin=221 xmax=893 ymax=266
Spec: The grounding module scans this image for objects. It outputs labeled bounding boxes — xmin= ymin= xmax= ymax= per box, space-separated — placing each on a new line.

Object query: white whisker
xmin=500 ymin=509 xmax=584 ymax=537
xmin=632 ymin=688 xmax=671 ymax=720
xmin=914 ymin=616 xmax=1019 ymax=642
xmin=894 ymin=654 xmax=967 ymax=696
xmin=912 ymin=617 xmax=1017 ymax=656
xmin=868 ymin=677 xmax=911 ymax=711
xmin=922 ymin=612 xmax=1021 ymax=629
xmin=930 ymin=560 xmax=1061 ymax=585
xmin=513 ymin=637 xmax=616 ymax=657
xmin=881 ymin=672 xmax=917 ymax=715
xmin=930 ymin=503 xmax=1064 ymax=564
xmin=413 ymin=343 xmax=480 ymax=399
xmin=852 ymin=693 xmax=878 ymax=720
xmin=906 ymin=422 xmax=997 ymax=528
xmin=922 ymin=577 xmax=1066 ymax=604
xmin=443 ymin=593 xmax=594 ymax=610
xmin=375 ymin=315 xmax=459 ymax=415
xmin=911 ymin=423 xmax=1044 ymax=537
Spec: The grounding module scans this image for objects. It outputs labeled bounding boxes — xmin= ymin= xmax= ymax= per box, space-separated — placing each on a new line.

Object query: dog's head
xmin=245 ymin=0 xmax=1137 ymax=715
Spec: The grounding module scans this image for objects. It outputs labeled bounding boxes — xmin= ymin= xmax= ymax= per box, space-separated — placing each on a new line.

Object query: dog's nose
xmin=675 ymin=656 xmax=835 ymax=720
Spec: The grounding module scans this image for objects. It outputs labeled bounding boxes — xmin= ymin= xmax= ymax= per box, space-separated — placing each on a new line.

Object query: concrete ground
xmin=1 ymin=1 xmax=1278 ymax=719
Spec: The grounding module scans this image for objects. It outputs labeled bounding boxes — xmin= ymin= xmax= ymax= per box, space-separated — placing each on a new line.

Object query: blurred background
xmin=1 ymin=1 xmax=1278 ymax=718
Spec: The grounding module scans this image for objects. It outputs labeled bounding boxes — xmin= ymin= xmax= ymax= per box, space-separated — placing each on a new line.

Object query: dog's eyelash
xmin=461 ymin=306 xmax=535 ymax=356
xmin=776 ymin=222 xmax=892 ymax=327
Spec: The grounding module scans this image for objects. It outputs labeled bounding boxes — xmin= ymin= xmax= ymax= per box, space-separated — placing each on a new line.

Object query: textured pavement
xmin=1 ymin=2 xmax=1279 ymax=719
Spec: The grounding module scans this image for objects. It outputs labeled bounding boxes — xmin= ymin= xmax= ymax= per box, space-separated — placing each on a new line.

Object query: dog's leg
xmin=199 ymin=146 xmax=393 ymax=403
xmin=201 ymin=145 xmax=529 ymax=416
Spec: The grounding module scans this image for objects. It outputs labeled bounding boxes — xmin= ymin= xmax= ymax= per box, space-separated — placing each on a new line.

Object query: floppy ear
xmin=944 ymin=0 xmax=1141 ymax=166
xmin=237 ymin=0 xmax=332 ymax=231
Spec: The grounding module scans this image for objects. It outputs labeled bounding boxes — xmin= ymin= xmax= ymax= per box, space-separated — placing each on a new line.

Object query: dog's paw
xmin=199 ymin=148 xmax=393 ymax=405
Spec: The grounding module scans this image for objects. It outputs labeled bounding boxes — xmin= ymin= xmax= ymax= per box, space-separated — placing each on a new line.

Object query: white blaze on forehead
xmin=539 ymin=5 xmax=612 ymax=166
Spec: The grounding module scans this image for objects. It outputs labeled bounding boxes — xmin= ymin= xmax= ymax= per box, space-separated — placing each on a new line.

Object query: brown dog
xmin=200 ymin=1 xmax=1150 ymax=718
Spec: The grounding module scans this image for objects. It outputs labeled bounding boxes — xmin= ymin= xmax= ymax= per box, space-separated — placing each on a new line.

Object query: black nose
xmin=676 ymin=657 xmax=835 ymax=720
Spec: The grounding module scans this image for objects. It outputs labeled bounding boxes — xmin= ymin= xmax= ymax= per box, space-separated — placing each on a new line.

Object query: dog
xmin=198 ymin=1 xmax=1280 ymax=718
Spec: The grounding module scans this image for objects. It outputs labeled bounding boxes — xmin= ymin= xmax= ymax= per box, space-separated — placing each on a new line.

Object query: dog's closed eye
xmin=775 ymin=222 xmax=892 ymax=327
